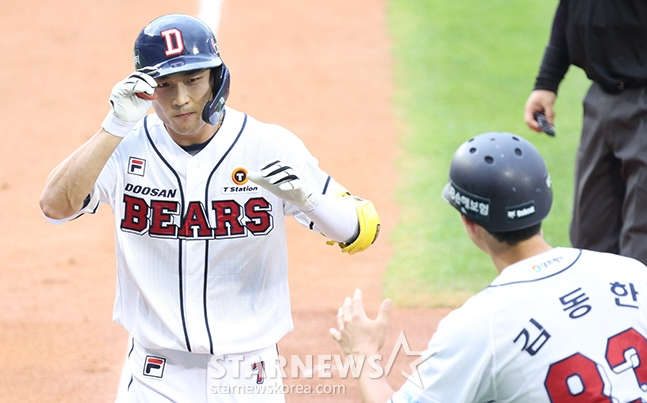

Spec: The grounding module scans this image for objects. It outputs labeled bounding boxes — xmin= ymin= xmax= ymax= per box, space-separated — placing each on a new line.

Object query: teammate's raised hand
xmin=247 ymin=160 xmax=321 ymax=212
xmin=329 ymin=289 xmax=392 ymax=357
xmin=101 ymin=68 xmax=158 ymax=138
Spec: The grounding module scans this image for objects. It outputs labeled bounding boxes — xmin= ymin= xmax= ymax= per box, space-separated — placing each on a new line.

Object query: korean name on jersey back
xmin=120 ymin=182 xmax=274 ymax=239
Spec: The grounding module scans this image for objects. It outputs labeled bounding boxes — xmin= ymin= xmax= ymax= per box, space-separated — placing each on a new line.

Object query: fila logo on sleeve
xmin=143 ymin=355 xmax=166 ymax=378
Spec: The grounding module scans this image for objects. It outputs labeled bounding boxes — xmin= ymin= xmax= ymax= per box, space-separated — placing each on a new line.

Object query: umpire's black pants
xmin=571 ymin=81 xmax=647 ymax=265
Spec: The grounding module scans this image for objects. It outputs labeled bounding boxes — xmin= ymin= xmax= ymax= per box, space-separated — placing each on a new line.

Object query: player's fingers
xmin=278 ymin=178 xmax=301 ymax=192
xmin=336 ymin=307 xmax=344 ymax=330
xmin=352 ymin=288 xmax=366 ymax=319
xmin=247 ymin=170 xmax=264 ymax=184
xmin=329 ymin=328 xmax=342 ymax=342
xmin=377 ymin=298 xmax=392 ymax=325
xmin=267 ymin=167 xmax=297 ymax=186
xmin=128 ymin=72 xmax=157 ymax=98
xmin=260 ymin=160 xmax=281 ymax=171
xmin=136 ymin=92 xmax=157 ymax=100
xmin=260 ymin=161 xmax=286 ymax=178
xmin=137 ymin=66 xmax=159 ymax=77
xmin=131 ymin=70 xmax=158 ymax=88
xmin=524 ymin=109 xmax=542 ymax=132
xmin=342 ymin=296 xmax=353 ymax=323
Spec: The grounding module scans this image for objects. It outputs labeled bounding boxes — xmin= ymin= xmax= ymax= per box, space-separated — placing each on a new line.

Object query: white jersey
xmin=62 ymin=107 xmax=338 ymax=355
xmin=392 ymin=247 xmax=647 ymax=402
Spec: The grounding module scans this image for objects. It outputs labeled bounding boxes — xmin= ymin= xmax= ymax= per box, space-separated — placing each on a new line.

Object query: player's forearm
xmin=302 ymin=194 xmax=358 ymax=242
xmin=40 ymin=128 xmax=121 ymax=219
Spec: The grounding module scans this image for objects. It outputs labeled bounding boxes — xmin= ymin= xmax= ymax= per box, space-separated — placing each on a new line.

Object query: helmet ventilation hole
xmin=484 ymin=156 xmax=494 ymax=164
xmin=515 ymin=148 xmax=523 ymax=156
xmin=469 ymin=147 xmax=477 ymax=154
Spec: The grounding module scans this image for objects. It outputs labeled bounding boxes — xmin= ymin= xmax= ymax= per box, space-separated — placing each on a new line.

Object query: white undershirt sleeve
xmin=300 ymin=194 xmax=359 ymax=243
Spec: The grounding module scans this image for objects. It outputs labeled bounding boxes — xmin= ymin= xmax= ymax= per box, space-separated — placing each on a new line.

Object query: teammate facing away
xmin=330 ymin=133 xmax=647 ymax=402
xmin=39 ymin=14 xmax=380 ymax=402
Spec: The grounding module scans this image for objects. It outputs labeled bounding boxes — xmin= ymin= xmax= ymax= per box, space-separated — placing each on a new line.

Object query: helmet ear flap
xmin=202 ymin=65 xmax=231 ymax=125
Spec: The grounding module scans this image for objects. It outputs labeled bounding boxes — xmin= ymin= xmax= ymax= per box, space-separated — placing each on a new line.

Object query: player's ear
xmin=460 ymin=214 xmax=484 ymax=242
xmin=460 ymin=214 xmax=492 ymax=253
xmin=460 ymin=214 xmax=478 ymax=235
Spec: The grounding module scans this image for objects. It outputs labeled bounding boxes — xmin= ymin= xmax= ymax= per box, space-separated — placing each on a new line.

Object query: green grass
xmin=385 ymin=0 xmax=590 ymax=307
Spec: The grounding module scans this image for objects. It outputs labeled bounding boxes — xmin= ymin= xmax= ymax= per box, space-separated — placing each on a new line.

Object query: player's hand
xmin=524 ymin=89 xmax=556 ymax=133
xmin=329 ymin=289 xmax=392 ymax=357
xmin=247 ymin=160 xmax=321 ymax=212
xmin=101 ymin=67 xmax=158 ymax=138
xmin=109 ymin=67 xmax=158 ymax=122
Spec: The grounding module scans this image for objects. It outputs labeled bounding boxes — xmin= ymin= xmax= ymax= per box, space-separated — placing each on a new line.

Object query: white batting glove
xmin=101 ymin=67 xmax=158 ymax=138
xmin=247 ymin=160 xmax=322 ymax=212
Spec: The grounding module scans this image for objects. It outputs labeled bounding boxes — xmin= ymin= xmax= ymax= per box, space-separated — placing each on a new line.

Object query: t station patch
xmin=231 ymin=167 xmax=248 ymax=185
xmin=143 ymin=355 xmax=166 ymax=378
xmin=223 ymin=167 xmax=258 ymax=194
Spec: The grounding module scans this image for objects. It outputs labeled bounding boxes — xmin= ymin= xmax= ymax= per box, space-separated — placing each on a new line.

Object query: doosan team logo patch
xmin=128 ymin=157 xmax=146 ymax=177
xmin=143 ymin=355 xmax=166 ymax=378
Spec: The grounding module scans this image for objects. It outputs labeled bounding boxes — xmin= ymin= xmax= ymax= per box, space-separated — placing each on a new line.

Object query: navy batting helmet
xmin=442 ymin=132 xmax=552 ymax=232
xmin=134 ymin=14 xmax=230 ymax=125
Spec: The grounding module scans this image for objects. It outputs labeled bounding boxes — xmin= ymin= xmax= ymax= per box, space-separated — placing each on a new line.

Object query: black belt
xmin=600 ymin=78 xmax=647 ymax=94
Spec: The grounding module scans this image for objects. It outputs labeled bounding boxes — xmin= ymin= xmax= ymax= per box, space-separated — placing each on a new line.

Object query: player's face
xmin=152 ymin=69 xmax=215 ymax=145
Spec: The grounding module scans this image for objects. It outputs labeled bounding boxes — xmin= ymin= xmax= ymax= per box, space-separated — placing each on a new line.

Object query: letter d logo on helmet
xmin=133 ymin=14 xmax=230 ymax=126
xmin=442 ymin=132 xmax=552 ymax=232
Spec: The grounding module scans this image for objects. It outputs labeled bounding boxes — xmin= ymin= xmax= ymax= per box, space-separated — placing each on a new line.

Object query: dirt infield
xmin=0 ymin=0 xmax=450 ymax=401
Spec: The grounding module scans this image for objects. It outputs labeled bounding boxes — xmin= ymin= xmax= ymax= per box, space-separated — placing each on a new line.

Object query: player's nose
xmin=171 ymin=84 xmax=191 ymax=107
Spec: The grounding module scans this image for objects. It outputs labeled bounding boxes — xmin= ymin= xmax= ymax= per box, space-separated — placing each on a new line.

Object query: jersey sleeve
xmin=391 ymin=295 xmax=496 ymax=403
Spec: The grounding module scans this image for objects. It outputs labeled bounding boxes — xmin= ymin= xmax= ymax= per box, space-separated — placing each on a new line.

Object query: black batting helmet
xmin=442 ymin=132 xmax=552 ymax=232
xmin=133 ymin=14 xmax=230 ymax=126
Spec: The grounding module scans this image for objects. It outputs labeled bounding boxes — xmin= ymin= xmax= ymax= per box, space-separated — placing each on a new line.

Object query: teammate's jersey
xmin=392 ymin=247 xmax=647 ymax=402
xmin=57 ymin=107 xmax=339 ymax=355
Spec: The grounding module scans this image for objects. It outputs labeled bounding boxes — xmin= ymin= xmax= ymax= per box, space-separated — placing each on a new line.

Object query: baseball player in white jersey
xmin=330 ymin=132 xmax=647 ymax=402
xmin=39 ymin=14 xmax=380 ymax=402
